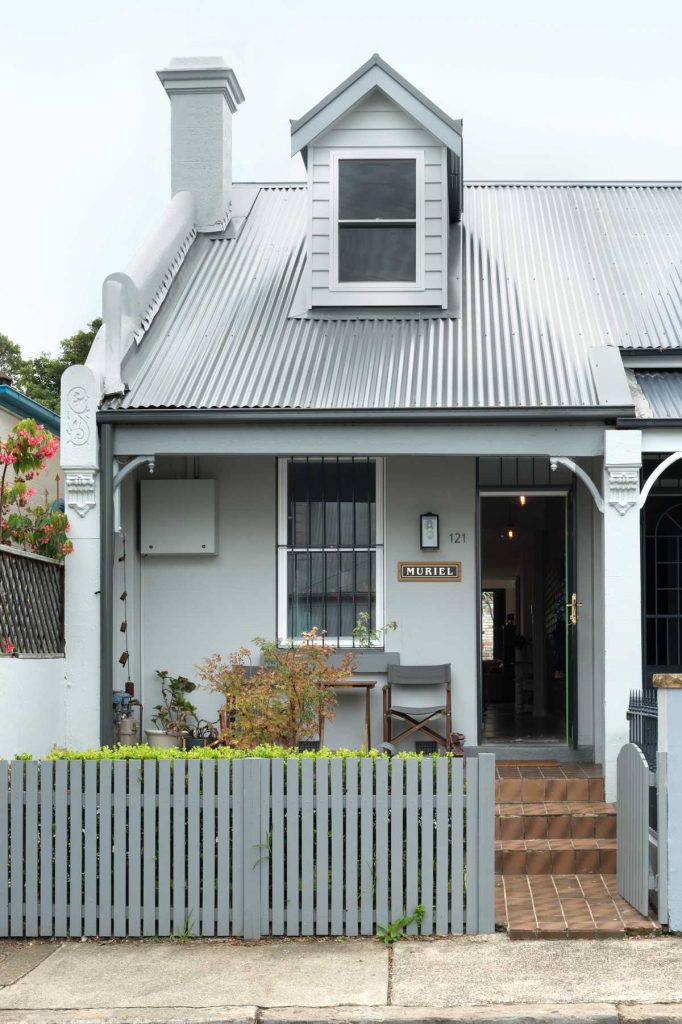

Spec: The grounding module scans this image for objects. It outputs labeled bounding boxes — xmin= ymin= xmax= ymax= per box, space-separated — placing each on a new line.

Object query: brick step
xmin=495 ymin=775 xmax=604 ymax=804
xmin=496 ymin=801 xmax=616 ymax=841
xmin=495 ymin=837 xmax=617 ymax=875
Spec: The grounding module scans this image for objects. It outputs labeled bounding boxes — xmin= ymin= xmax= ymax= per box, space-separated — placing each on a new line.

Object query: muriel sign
xmin=398 ymin=561 xmax=461 ymax=581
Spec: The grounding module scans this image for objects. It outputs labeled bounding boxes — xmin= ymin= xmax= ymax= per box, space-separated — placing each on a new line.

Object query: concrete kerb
xmin=3 ymin=1006 xmax=682 ymax=1024
xmin=261 ymin=1006 xmax=622 ymax=1024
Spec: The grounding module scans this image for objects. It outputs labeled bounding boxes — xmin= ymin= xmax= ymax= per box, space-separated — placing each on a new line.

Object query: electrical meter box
xmin=140 ymin=479 xmax=217 ymax=555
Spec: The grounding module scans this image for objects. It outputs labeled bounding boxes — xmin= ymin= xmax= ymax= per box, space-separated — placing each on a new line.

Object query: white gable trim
xmin=291 ymin=65 xmax=462 ymax=158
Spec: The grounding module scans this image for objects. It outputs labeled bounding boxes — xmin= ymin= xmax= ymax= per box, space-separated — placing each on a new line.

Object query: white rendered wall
xmin=0 ymin=658 xmax=67 ymax=758
xmin=131 ymin=454 xmax=477 ymax=750
xmin=382 ymin=456 xmax=478 ymax=745
xmin=136 ymin=455 xmax=277 ymax=731
xmin=125 ymin=452 xmax=607 ymax=755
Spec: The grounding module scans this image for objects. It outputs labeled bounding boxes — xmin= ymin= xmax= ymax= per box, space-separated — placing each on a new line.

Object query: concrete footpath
xmin=0 ymin=934 xmax=681 ymax=1023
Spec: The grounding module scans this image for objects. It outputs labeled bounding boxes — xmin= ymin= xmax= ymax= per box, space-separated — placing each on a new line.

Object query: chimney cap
xmin=0 ymin=371 xmax=13 ymax=387
xmin=157 ymin=57 xmax=245 ymax=113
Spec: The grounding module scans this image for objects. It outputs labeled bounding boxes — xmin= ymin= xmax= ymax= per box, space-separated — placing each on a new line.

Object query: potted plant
xmin=198 ymin=628 xmax=356 ymax=749
xmin=351 ymin=611 xmax=397 ymax=648
xmin=183 ymin=718 xmax=218 ymax=750
xmin=146 ymin=670 xmax=198 ymax=748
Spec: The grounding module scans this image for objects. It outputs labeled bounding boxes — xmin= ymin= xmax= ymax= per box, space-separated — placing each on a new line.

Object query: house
xmin=61 ymin=54 xmax=682 ymax=799
xmin=0 ymin=373 xmax=61 ymax=508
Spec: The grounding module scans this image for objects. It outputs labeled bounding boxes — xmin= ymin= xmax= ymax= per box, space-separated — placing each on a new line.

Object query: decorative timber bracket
xmin=551 ymin=451 xmax=682 ymax=515
xmin=550 ymin=457 xmax=605 ymax=514
xmin=113 ymin=456 xmax=156 ymax=534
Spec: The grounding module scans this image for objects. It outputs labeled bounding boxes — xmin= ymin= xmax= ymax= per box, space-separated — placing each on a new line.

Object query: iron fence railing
xmin=627 ymin=689 xmax=658 ymax=770
xmin=627 ymin=688 xmax=658 ymax=829
xmin=0 ymin=545 xmax=64 ymax=655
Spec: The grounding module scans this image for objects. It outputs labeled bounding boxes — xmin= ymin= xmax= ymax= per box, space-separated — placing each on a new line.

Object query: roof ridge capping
xmin=465 ymin=179 xmax=682 ymax=188
xmin=290 ymin=53 xmax=462 ymax=158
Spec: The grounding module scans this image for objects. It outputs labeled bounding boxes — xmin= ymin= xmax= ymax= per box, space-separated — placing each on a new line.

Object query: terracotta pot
xmin=145 ymin=729 xmax=181 ymax=749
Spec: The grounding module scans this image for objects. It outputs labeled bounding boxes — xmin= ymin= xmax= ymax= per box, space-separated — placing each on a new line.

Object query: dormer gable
xmin=291 ymin=55 xmax=462 ymax=310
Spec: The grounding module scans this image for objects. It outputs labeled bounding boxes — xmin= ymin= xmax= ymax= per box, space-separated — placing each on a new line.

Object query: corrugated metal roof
xmin=634 ymin=371 xmax=682 ymax=418
xmin=113 ymin=182 xmax=682 ymax=412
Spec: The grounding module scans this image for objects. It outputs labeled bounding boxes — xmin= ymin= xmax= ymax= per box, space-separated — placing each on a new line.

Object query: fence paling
xmin=0 ymin=754 xmax=495 ymax=939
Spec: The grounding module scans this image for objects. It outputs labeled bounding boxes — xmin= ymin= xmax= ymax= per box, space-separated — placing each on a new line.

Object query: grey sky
xmin=1 ymin=0 xmax=681 ymax=357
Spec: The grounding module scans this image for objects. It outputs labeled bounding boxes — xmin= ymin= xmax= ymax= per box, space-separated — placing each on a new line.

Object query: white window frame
xmin=329 ymin=149 xmax=425 ymax=292
xmin=277 ymin=457 xmax=385 ymax=647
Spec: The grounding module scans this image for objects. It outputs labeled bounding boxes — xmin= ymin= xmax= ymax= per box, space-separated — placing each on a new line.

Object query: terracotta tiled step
xmin=495 ymin=837 xmax=617 ymax=875
xmin=495 ymin=874 xmax=661 ymax=939
xmin=495 ymin=772 xmax=604 ymax=804
xmin=496 ymin=801 xmax=616 ymax=841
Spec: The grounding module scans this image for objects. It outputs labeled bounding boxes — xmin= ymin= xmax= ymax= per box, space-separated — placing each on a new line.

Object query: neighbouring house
xmin=60 ymin=54 xmax=682 ymax=798
xmin=0 ymin=376 xmax=67 ymax=757
xmin=0 ymin=373 xmax=61 ymax=508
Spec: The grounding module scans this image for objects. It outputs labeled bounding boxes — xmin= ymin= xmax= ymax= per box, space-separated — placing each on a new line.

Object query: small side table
xmin=319 ymin=681 xmax=377 ymax=751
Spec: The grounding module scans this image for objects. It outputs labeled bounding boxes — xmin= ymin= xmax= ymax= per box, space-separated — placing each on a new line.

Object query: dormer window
xmin=291 ymin=55 xmax=462 ymax=310
xmin=334 ymin=154 xmax=422 ymax=286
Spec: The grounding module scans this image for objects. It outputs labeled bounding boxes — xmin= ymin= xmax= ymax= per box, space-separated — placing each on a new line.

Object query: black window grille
xmin=643 ymin=455 xmax=682 ymax=672
xmin=645 ymin=500 xmax=682 ymax=669
xmin=478 ymin=456 xmax=572 ymax=487
xmin=280 ymin=457 xmax=382 ymax=645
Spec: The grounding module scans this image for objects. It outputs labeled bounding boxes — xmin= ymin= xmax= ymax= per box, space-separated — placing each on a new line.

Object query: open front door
xmin=480 ymin=489 xmax=578 ymax=746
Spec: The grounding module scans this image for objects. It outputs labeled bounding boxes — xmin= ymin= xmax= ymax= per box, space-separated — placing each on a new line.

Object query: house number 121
xmin=450 ymin=532 xmax=466 ymax=543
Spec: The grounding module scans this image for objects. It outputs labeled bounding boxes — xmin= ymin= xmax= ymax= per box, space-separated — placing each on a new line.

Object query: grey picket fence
xmin=0 ymin=754 xmax=495 ymax=939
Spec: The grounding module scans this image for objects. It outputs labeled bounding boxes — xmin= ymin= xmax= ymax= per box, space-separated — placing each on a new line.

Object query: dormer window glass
xmin=331 ymin=150 xmax=424 ymax=290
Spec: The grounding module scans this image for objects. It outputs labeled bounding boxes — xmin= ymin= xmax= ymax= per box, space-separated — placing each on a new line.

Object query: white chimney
xmin=157 ymin=57 xmax=244 ymax=233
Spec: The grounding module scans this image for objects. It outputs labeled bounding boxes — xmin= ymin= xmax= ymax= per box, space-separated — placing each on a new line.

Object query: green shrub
xmin=36 ymin=743 xmax=447 ymax=762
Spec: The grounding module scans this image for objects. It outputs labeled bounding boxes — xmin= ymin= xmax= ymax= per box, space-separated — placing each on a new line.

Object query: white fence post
xmin=653 ymin=676 xmax=682 ymax=929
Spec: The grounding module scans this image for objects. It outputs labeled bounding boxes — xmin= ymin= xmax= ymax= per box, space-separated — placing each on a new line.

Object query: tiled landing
xmin=496 ymin=874 xmax=661 ymax=939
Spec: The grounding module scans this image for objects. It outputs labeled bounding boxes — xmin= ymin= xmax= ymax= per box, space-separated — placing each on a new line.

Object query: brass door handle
xmin=566 ymin=592 xmax=582 ymax=626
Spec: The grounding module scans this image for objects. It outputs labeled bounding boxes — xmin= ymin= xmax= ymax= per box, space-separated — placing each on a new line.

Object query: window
xmin=278 ymin=457 xmax=384 ymax=645
xmin=331 ymin=152 xmax=422 ymax=289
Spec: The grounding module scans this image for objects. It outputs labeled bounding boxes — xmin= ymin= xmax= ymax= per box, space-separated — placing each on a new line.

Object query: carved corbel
xmin=65 ymin=471 xmax=97 ymax=518
xmin=606 ymin=465 xmax=640 ymax=516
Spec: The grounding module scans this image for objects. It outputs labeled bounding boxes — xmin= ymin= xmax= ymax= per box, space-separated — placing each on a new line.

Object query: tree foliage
xmin=0 ymin=334 xmax=24 ymax=380
xmin=0 ymin=319 xmax=100 ymax=413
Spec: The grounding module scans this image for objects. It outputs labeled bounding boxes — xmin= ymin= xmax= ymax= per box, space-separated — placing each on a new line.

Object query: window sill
xmin=329 ymin=650 xmax=400 ymax=673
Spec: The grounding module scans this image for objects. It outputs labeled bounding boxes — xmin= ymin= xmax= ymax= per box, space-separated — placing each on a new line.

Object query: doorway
xmin=479 ymin=492 xmax=575 ymax=744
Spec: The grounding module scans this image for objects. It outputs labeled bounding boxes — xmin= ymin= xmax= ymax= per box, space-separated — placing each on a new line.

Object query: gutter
xmin=618 ymin=417 xmax=682 ymax=429
xmin=97 ymin=406 xmax=634 ymax=425
xmin=0 ymin=385 xmax=60 ymax=435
